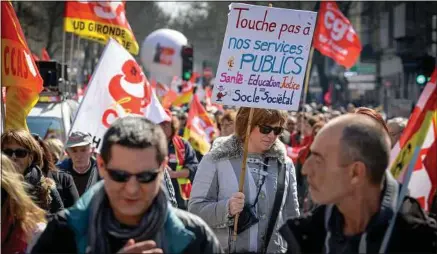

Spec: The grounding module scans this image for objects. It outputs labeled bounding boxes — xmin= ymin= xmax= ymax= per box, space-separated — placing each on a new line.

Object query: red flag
xmin=41 ymin=47 xmax=51 ymax=61
xmin=313 ymin=1 xmax=362 ymax=68
xmin=184 ymin=94 xmax=216 ymax=155
xmin=161 ymin=89 xmax=178 ymax=109
xmin=64 ymin=1 xmax=139 ymax=55
xmin=32 ymin=53 xmax=40 ymax=61
xmin=390 ymin=67 xmax=437 ymax=211
xmin=1 ymin=1 xmax=43 ymax=130
xmin=324 ymin=83 xmax=333 ymax=105
xmin=285 ymin=144 xmax=306 ymax=163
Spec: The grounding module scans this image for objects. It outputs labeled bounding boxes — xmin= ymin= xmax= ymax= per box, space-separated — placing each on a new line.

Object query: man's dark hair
xmin=100 ymin=117 xmax=168 ymax=165
xmin=339 ymin=119 xmax=391 ymax=185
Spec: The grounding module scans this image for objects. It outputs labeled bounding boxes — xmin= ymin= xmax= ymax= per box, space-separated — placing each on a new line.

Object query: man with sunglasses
xmin=31 ymin=116 xmax=222 ymax=254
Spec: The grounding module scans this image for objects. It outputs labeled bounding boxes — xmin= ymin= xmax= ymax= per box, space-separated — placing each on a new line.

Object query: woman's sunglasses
xmin=258 ymin=125 xmax=284 ymax=135
xmin=2 ymin=148 xmax=29 ymax=158
xmin=106 ymin=168 xmax=160 ymax=184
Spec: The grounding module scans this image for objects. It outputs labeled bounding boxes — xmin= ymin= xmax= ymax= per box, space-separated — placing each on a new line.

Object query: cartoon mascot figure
xmin=102 ymin=60 xmax=152 ymax=128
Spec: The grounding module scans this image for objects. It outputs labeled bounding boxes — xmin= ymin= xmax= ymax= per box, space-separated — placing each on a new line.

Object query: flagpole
xmin=299 ymin=3 xmax=319 ymax=138
xmin=61 ymin=31 xmax=66 ymax=95
xmin=379 ymin=146 xmax=421 ymax=253
xmin=1 ymin=96 xmax=5 ymax=133
xmin=68 ymin=33 xmax=75 ymax=96
xmin=301 ymin=46 xmax=315 ymax=109
xmin=76 ymin=36 xmax=81 ymax=87
xmin=61 ymin=2 xmax=67 ymax=144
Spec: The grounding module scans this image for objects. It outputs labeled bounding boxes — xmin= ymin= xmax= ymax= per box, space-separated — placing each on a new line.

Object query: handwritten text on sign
xmin=212 ymin=3 xmax=316 ymax=111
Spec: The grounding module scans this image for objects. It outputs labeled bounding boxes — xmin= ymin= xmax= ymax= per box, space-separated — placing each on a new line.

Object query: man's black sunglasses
xmin=106 ymin=168 xmax=160 ymax=184
xmin=258 ymin=125 xmax=284 ymax=135
xmin=3 ymin=148 xmax=29 ymax=158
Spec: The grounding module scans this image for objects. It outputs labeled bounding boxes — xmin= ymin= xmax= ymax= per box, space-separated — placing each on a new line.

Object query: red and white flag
xmin=390 ymin=68 xmax=437 ymax=211
xmin=313 ymin=1 xmax=362 ymax=68
xmin=70 ymin=38 xmax=169 ymax=152
xmin=184 ymin=94 xmax=216 ymax=155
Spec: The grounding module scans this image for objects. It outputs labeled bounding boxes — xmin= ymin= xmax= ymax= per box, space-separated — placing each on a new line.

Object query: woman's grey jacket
xmin=188 ymin=135 xmax=300 ymax=253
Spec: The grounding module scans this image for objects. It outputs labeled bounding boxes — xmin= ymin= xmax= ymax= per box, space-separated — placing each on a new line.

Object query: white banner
xmin=212 ymin=3 xmax=317 ymax=111
xmin=70 ymin=38 xmax=169 ymax=152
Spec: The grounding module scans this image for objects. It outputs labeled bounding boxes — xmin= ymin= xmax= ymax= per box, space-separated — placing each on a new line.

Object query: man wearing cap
xmin=160 ymin=109 xmax=199 ymax=210
xmin=57 ymin=131 xmax=100 ymax=196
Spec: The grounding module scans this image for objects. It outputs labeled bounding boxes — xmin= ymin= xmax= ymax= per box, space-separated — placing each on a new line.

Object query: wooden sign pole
xmin=233 ymin=107 xmax=254 ymax=240
xmin=299 ymin=46 xmax=315 ymax=134
xmin=232 ymin=2 xmax=273 ymax=241
xmin=299 ymin=6 xmax=319 ymax=140
xmin=1 ymin=94 xmax=5 ymax=133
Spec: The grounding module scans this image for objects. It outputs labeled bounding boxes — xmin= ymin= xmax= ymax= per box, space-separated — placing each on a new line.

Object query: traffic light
xmin=416 ymin=55 xmax=435 ymax=86
xmin=181 ymin=45 xmax=193 ymax=81
xmin=416 ymin=74 xmax=428 ymax=86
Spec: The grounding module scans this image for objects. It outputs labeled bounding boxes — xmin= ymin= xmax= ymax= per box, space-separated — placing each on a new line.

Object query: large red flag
xmin=313 ymin=1 xmax=362 ymax=68
xmin=1 ymin=1 xmax=43 ymax=130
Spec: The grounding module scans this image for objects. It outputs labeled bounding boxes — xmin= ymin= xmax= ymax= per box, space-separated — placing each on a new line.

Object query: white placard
xmin=70 ymin=38 xmax=169 ymax=152
xmin=212 ymin=3 xmax=317 ymax=111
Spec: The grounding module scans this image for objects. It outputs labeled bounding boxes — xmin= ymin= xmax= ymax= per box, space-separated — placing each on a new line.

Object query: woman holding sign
xmin=188 ymin=107 xmax=300 ymax=253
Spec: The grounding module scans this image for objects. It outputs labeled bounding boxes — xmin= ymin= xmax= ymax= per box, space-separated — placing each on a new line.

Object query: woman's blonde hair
xmin=235 ymin=107 xmax=288 ymax=141
xmin=1 ymin=154 xmax=46 ymax=240
xmin=44 ymin=138 xmax=65 ymax=162
xmin=1 ymin=129 xmax=43 ymax=169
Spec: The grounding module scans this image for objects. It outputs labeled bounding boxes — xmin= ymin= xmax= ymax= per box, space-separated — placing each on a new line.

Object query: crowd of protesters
xmin=2 ymin=101 xmax=436 ymax=254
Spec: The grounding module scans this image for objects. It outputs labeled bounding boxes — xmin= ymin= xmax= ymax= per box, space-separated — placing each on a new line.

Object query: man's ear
xmin=350 ymin=161 xmax=367 ymax=185
xmin=96 ymin=154 xmax=106 ymax=178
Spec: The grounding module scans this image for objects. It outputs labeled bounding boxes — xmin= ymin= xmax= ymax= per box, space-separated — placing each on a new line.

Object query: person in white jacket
xmin=189 ymin=107 xmax=300 ymax=253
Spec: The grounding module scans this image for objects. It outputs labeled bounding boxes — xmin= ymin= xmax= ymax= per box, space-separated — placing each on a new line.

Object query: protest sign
xmin=212 ymin=3 xmax=317 ymax=111
xmin=70 ymin=38 xmax=169 ymax=152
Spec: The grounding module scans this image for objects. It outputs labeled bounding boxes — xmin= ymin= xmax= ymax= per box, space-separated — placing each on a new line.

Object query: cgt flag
xmin=70 ymin=38 xmax=169 ymax=152
xmin=184 ymin=94 xmax=216 ymax=155
xmin=313 ymin=1 xmax=362 ymax=69
xmin=1 ymin=1 xmax=43 ymax=131
xmin=64 ymin=1 xmax=139 ymax=55
xmin=390 ymin=68 xmax=437 ymax=212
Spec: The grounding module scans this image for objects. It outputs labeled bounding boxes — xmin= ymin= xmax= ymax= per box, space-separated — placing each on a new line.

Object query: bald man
xmin=279 ymin=114 xmax=437 ymax=254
